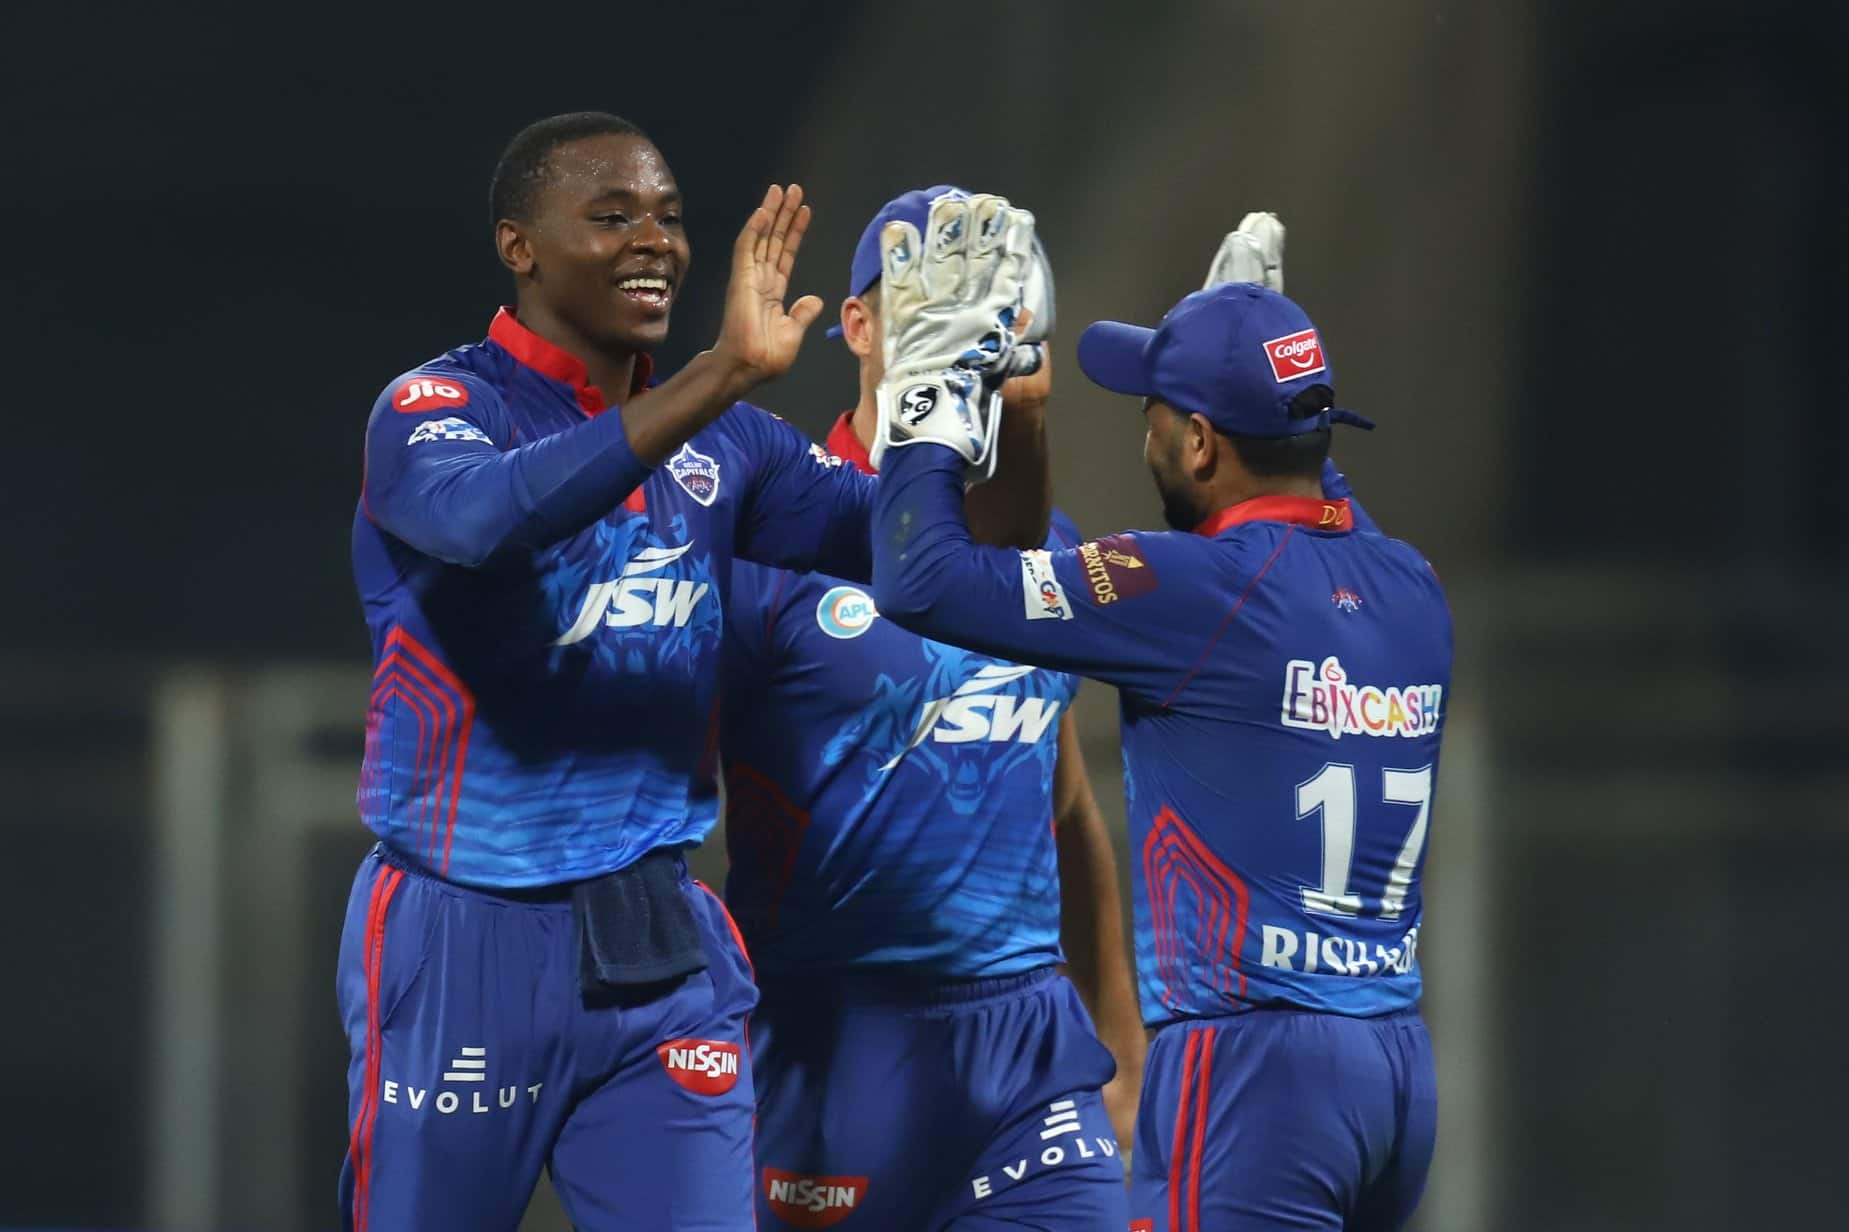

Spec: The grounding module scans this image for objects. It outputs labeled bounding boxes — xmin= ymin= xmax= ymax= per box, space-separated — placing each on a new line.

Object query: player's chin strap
xmin=870 ymin=191 xmax=1037 ymax=482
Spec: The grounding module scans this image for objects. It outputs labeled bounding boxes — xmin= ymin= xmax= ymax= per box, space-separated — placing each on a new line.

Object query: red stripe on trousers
xmin=346 ymin=870 xmax=388 ymax=1230
xmin=1188 ymin=1027 xmax=1217 ymax=1232
xmin=353 ymin=866 xmax=403 ymax=1232
xmin=695 ymin=880 xmax=753 ymax=980
xmin=694 ymin=878 xmax=758 ymax=1229
xmin=1169 ymin=1029 xmax=1203 ymax=1231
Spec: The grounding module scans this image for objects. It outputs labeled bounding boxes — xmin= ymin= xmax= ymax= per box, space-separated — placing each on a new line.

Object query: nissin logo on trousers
xmin=555 ymin=544 xmax=710 ymax=645
xmin=656 ymin=1039 xmax=741 ymax=1095
xmin=763 ymin=1169 xmax=869 ymax=1228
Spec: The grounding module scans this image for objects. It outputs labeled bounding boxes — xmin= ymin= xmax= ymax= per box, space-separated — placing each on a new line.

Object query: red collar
xmin=487 ymin=307 xmax=653 ymax=418
xmin=1195 ymin=495 xmax=1353 ymax=537
xmin=825 ymin=411 xmax=877 ymax=474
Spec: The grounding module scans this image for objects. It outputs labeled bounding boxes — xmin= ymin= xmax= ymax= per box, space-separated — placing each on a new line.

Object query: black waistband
xmin=373 ymin=842 xmax=685 ymax=909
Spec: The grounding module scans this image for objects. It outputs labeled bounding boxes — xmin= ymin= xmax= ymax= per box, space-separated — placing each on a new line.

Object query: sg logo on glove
xmin=898 ymin=384 xmax=940 ymax=427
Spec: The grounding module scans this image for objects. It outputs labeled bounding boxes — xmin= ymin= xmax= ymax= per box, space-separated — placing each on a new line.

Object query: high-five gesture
xmin=623 ymin=185 xmax=824 ymax=464
xmin=715 ymin=184 xmax=825 ymax=385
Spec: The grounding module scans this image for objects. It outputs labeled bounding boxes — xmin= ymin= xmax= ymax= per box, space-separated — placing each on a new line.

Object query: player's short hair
xmin=1227 ymin=385 xmax=1334 ymax=478
xmin=490 ymin=111 xmax=653 ymax=227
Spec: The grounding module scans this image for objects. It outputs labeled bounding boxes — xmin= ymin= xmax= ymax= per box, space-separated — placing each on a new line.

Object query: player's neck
xmin=1211 ymin=473 xmax=1324 ymax=517
xmin=848 ymin=396 xmax=878 ymax=456
xmin=511 ymin=300 xmax=638 ymax=407
xmin=847 ymin=355 xmax=882 ymax=453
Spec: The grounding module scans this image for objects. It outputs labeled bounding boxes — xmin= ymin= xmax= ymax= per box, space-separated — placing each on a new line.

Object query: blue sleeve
xmin=1047 ymin=508 xmax=1083 ymax=550
xmin=362 ymin=370 xmax=651 ymax=568
xmin=1321 ymin=457 xmax=1381 ymax=534
xmin=722 ymin=559 xmax=793 ymax=688
xmin=871 ymin=446 xmax=1236 ymax=704
xmin=730 ymin=405 xmax=879 ymax=581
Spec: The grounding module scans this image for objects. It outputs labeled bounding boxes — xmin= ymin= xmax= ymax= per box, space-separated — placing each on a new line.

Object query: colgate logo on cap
xmin=1262 ymin=328 xmax=1326 ymax=383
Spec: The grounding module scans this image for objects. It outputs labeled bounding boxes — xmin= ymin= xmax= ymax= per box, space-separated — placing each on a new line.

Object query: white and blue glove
xmin=1204 ymin=210 xmax=1285 ymax=291
xmin=873 ymin=191 xmax=1036 ymax=480
xmin=998 ymin=233 xmax=1056 ymax=378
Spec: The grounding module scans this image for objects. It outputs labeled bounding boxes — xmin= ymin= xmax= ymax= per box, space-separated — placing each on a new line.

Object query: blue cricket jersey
xmin=352 ymin=309 xmax=877 ymax=888
xmin=721 ymin=415 xmax=1079 ymax=979
xmin=871 ymin=446 xmax=1453 ymax=1024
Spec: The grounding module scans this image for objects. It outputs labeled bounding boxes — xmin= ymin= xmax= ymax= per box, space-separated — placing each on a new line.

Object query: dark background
xmin=4 ymin=2 xmax=1845 ymax=1229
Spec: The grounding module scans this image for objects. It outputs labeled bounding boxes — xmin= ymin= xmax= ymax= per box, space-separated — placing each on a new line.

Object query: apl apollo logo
xmin=816 ymin=586 xmax=878 ymax=639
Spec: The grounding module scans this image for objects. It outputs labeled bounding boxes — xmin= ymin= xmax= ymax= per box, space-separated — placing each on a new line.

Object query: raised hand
xmin=714 ymin=184 xmax=825 ymax=387
xmin=871 ymin=191 xmax=1036 ymax=479
xmin=1204 ymin=210 xmax=1285 ymax=291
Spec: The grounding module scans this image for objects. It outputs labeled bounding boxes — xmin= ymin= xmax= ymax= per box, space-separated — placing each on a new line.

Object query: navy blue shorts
xmin=751 ymin=966 xmax=1129 ymax=1230
xmin=335 ymin=844 xmax=759 ymax=1231
xmin=1128 ymin=1009 xmax=1437 ymax=1232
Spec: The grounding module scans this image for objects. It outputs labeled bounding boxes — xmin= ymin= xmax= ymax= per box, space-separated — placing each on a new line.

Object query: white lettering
xmin=1040 ymin=1147 xmax=1065 ymax=1167
xmin=436 ymin=1091 xmax=459 ymax=1114
xmin=653 ymin=580 xmax=709 ymax=626
xmin=984 ymin=695 xmax=1060 ymax=744
xmin=932 ymin=696 xmax=991 ymax=743
xmin=928 ymin=696 xmax=1058 ymax=745
xmin=1003 ymin=1161 xmax=1029 ymax=1181
xmin=1261 ymin=924 xmax=1299 ymax=970
xmin=556 ymin=581 xmax=614 ymax=646
xmin=555 ymin=544 xmax=710 ymax=645
xmin=1322 ymin=935 xmax=1349 ymax=974
xmin=971 ymin=1176 xmax=993 ymax=1200
xmin=1280 ymin=655 xmax=1443 ymax=740
xmin=528 ymin=1083 xmax=543 ymax=1102
xmin=472 ymin=1090 xmax=489 ymax=1113
xmin=382 ymin=1080 xmax=399 ymax=1105
xmin=408 ymin=1087 xmax=427 ymax=1110
xmin=1074 ymin=1136 xmax=1095 ymax=1159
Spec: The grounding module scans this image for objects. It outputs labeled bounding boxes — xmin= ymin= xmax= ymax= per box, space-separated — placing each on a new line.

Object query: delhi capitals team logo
xmin=667 ymin=442 xmax=721 ymax=506
xmin=816 ymin=586 xmax=877 ymax=639
xmin=1331 ymin=588 xmax=1364 ymax=613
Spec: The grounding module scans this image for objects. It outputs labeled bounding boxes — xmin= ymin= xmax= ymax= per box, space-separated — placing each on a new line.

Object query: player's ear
xmin=841 ymin=295 xmax=877 ymax=359
xmin=1186 ymin=413 xmax=1218 ymax=478
xmin=496 ymin=219 xmax=535 ymax=276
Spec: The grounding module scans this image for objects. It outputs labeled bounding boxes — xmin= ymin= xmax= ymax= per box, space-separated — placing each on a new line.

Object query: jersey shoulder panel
xmin=1047 ymin=507 xmax=1082 ymax=550
xmin=367 ymin=352 xmax=514 ymax=444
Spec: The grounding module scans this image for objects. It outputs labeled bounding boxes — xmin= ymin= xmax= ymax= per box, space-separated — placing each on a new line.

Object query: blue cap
xmin=1076 ymin=282 xmax=1374 ymax=437
xmin=826 ymin=184 xmax=966 ymax=339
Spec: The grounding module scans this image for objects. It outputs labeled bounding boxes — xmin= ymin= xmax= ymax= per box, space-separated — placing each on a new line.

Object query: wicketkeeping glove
xmin=995 ymin=233 xmax=1056 ymax=379
xmin=1204 ymin=210 xmax=1285 ymax=291
xmin=873 ymin=191 xmax=1036 ymax=480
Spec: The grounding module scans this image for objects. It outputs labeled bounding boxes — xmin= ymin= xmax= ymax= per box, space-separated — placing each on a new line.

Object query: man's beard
xmin=1152 ymin=462 xmax=1208 ymax=532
